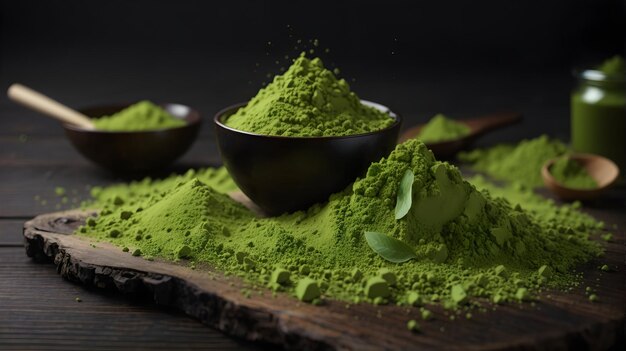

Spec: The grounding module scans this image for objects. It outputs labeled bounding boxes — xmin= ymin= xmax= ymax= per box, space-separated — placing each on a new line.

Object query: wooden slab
xmin=24 ymin=210 xmax=625 ymax=350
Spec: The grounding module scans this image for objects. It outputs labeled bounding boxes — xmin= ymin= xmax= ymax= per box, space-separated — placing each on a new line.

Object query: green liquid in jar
xmin=571 ymin=57 xmax=626 ymax=170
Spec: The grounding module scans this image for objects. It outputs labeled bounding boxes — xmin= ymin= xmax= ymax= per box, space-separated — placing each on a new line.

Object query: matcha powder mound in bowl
xmin=64 ymin=101 xmax=202 ymax=172
xmin=93 ymin=101 xmax=186 ymax=132
xmin=214 ymin=54 xmax=401 ymax=214
xmin=548 ymin=155 xmax=598 ymax=190
xmin=80 ymin=139 xmax=604 ymax=310
xmin=542 ymin=153 xmax=619 ymax=201
xmin=223 ymin=53 xmax=395 ymax=137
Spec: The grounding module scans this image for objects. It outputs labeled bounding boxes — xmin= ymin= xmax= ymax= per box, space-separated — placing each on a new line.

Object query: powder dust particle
xmin=459 ymin=135 xmax=567 ymax=188
xmin=296 ymin=278 xmax=321 ymax=302
xmin=225 ymin=53 xmax=394 ymax=137
xmin=407 ymin=319 xmax=420 ymax=332
xmin=365 ymin=277 xmax=391 ymax=299
xmin=421 ymin=309 xmax=434 ymax=320
xmin=271 ymin=268 xmax=291 ymax=285
xmin=78 ymin=139 xmax=604 ymax=309
xmin=93 ymin=101 xmax=186 ymax=132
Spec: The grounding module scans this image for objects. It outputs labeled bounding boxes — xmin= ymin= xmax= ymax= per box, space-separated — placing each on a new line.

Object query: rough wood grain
xmin=0 ymin=246 xmax=266 ymax=351
xmin=23 ymin=210 xmax=625 ymax=350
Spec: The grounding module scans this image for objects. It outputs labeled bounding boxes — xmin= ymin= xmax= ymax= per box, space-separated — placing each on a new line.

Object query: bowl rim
xmin=214 ymin=99 xmax=402 ymax=140
xmin=63 ymin=102 xmax=202 ymax=134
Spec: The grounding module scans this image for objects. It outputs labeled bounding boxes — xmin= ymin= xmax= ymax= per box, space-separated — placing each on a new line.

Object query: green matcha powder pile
xmin=459 ymin=135 xmax=568 ymax=188
xmin=225 ymin=54 xmax=394 ymax=137
xmin=417 ymin=114 xmax=470 ymax=143
xmin=93 ymin=101 xmax=186 ymax=131
xmin=79 ymin=139 xmax=603 ymax=308
xmin=76 ymin=56 xmax=606 ymax=311
xmin=550 ymin=155 xmax=598 ymax=189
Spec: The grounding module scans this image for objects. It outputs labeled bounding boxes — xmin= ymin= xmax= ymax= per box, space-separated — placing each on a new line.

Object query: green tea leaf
xmin=364 ymin=231 xmax=417 ymax=263
xmin=395 ymin=169 xmax=414 ymax=219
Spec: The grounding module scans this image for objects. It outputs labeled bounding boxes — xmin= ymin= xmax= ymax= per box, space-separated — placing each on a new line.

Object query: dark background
xmin=1 ymin=0 xmax=624 ymax=146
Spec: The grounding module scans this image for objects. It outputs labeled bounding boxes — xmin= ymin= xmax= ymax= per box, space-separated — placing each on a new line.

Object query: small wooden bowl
xmin=64 ymin=103 xmax=201 ymax=173
xmin=214 ymin=100 xmax=402 ymax=215
xmin=542 ymin=153 xmax=620 ymax=200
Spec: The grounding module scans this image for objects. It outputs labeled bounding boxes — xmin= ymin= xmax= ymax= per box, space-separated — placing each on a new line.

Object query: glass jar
xmin=571 ymin=69 xmax=626 ymax=170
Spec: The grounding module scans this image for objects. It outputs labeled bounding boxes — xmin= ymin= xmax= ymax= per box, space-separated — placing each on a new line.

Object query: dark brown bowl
xmin=64 ymin=103 xmax=201 ymax=173
xmin=214 ymin=100 xmax=402 ymax=215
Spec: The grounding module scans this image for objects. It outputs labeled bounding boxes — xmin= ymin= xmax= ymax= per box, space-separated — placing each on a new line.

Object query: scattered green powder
xmin=224 ymin=54 xmax=394 ymax=137
xmin=55 ymin=187 xmax=66 ymax=196
xmin=79 ymin=139 xmax=604 ymax=309
xmin=550 ymin=155 xmax=598 ymax=189
xmin=87 ymin=167 xmax=237 ymax=205
xmin=417 ymin=114 xmax=470 ymax=143
xmin=93 ymin=101 xmax=186 ymax=131
xmin=271 ymin=268 xmax=291 ymax=285
xmin=597 ymin=55 xmax=625 ymax=76
xmin=467 ymin=175 xmax=603 ymax=232
xmin=407 ymin=319 xmax=420 ymax=332
xmin=296 ymin=278 xmax=321 ymax=302
xmin=601 ymin=233 xmax=613 ymax=242
xmin=459 ymin=135 xmax=568 ymax=188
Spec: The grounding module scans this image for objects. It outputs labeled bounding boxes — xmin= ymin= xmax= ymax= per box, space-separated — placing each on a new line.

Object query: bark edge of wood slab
xmin=23 ymin=210 xmax=625 ymax=351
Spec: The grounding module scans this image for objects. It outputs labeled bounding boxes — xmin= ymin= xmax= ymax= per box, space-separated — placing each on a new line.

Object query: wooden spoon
xmin=399 ymin=112 xmax=522 ymax=158
xmin=7 ymin=83 xmax=95 ymax=129
xmin=542 ymin=153 xmax=620 ymax=200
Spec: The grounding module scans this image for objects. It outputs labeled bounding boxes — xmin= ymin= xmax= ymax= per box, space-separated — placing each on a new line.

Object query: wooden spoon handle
xmin=7 ymin=84 xmax=95 ymax=129
xmin=466 ymin=111 xmax=522 ymax=136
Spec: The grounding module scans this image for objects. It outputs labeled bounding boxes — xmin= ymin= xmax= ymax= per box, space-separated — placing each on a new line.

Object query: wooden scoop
xmin=542 ymin=153 xmax=620 ymax=201
xmin=7 ymin=83 xmax=95 ymax=129
xmin=399 ymin=112 xmax=522 ymax=158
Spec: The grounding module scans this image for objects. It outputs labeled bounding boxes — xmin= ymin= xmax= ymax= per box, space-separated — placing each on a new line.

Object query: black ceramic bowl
xmin=214 ymin=100 xmax=402 ymax=215
xmin=64 ymin=103 xmax=201 ymax=173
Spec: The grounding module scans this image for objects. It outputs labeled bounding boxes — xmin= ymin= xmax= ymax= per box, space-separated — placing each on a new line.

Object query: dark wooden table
xmin=1 ymin=64 xmax=624 ymax=349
